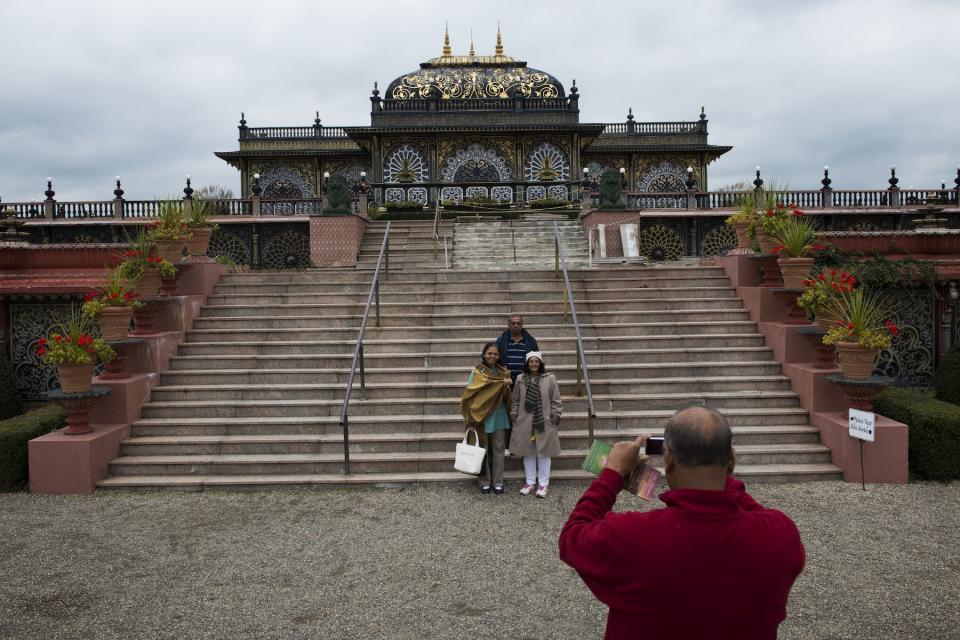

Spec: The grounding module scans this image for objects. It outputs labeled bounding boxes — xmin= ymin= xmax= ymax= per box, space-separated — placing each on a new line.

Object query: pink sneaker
xmin=519 ymin=483 xmax=534 ymax=496
xmin=535 ymin=485 xmax=548 ymax=498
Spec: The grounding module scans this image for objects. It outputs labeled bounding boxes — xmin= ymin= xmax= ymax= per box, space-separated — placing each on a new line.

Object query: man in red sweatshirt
xmin=559 ymin=406 xmax=805 ymax=640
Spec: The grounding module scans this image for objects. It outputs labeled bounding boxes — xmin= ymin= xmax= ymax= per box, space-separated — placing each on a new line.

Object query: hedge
xmin=0 ymin=353 xmax=22 ymax=420
xmin=0 ymin=404 xmax=66 ymax=490
xmin=873 ymin=387 xmax=960 ymax=480
xmin=934 ymin=342 xmax=960 ymax=406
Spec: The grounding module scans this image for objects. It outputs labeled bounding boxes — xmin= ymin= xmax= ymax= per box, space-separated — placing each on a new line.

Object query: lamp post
xmin=821 ymin=165 xmax=833 ymax=206
xmin=183 ymin=175 xmax=194 ymax=200
xmin=112 ymin=176 xmax=125 ymax=219
xmin=44 ymin=177 xmax=55 ymax=219
xmin=685 ymin=166 xmax=697 ymax=209
xmin=753 ymin=166 xmax=763 ymax=192
xmin=251 ymin=173 xmax=262 ymax=216
xmin=358 ymin=171 xmax=369 ymax=215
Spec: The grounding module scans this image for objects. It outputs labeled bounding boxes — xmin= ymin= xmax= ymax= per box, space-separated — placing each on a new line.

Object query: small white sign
xmin=849 ymin=409 xmax=876 ymax=442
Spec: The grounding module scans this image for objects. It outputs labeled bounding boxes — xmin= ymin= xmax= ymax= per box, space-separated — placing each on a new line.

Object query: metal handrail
xmin=338 ymin=221 xmax=391 ymax=474
xmin=431 ymin=199 xmax=441 ymax=257
xmin=553 ymin=220 xmax=597 ymax=440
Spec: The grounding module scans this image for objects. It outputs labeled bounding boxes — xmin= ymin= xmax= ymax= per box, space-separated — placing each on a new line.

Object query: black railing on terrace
xmin=4 ymin=187 xmax=959 ymax=222
xmin=601 ymin=121 xmax=703 ymax=135
xmin=376 ymin=96 xmax=576 ymax=112
xmin=240 ymin=126 xmax=349 ymax=140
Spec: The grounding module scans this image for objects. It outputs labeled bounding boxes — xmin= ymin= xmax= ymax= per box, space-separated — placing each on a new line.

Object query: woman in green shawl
xmin=461 ymin=342 xmax=512 ymax=494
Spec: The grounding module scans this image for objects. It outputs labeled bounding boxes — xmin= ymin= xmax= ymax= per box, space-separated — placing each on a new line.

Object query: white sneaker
xmin=504 ymin=448 xmax=512 ymax=457
xmin=535 ymin=485 xmax=548 ymax=498
xmin=519 ymin=483 xmax=534 ymax=496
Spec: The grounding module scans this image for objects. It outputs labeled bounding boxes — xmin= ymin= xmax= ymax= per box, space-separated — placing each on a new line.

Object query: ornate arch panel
xmin=634 ymin=156 xmax=700 ymax=192
xmin=382 ymin=144 xmax=430 ymax=183
xmin=258 ymin=166 xmax=315 ymax=198
xmin=524 ymin=142 xmax=570 ymax=182
xmin=439 ymin=143 xmax=513 ymax=183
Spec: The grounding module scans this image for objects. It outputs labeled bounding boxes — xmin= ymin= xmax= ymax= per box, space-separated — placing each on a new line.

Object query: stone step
xmin=158 ymin=360 xmax=784 ymax=385
xmin=96 ymin=462 xmax=844 ymax=490
xmin=139 ymin=391 xmax=801 ymax=419
xmin=165 ymin=347 xmax=775 ymax=372
xmin=106 ymin=442 xmax=831 ymax=477
xmin=190 ymin=309 xmax=753 ymax=329
xmin=119 ymin=427 xmax=822 ymax=457
xmin=196 ymin=298 xmax=743 ymax=317
xmin=176 ymin=334 xmax=767 ymax=355
xmin=217 ymin=267 xmax=728 ymax=284
xmin=128 ymin=408 xmax=810 ymax=438
xmin=202 ymin=288 xmax=738 ymax=306
xmin=150 ymin=375 xmax=794 ymax=401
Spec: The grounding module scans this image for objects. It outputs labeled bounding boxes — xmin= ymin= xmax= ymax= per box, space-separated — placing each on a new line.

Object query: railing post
xmin=251 ymin=195 xmax=261 ymax=216
xmin=358 ymin=192 xmax=368 ymax=216
xmin=359 ymin=344 xmax=366 ymax=401
xmin=554 ymin=236 xmax=560 ymax=278
xmin=374 ymin=278 xmax=381 ymax=327
xmin=587 ymin=411 xmax=594 ymax=442
xmin=576 ymin=350 xmax=583 ymax=396
xmin=342 ymin=415 xmax=351 ymax=475
xmin=563 ymin=286 xmax=569 ymax=321
xmin=384 ymin=236 xmax=389 ymax=280
xmin=686 ymin=188 xmax=697 ymax=210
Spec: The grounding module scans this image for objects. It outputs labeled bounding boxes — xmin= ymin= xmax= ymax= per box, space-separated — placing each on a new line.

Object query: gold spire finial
xmin=443 ymin=22 xmax=451 ymax=56
xmin=469 ymin=28 xmax=475 ymax=56
xmin=495 ymin=22 xmax=503 ymax=55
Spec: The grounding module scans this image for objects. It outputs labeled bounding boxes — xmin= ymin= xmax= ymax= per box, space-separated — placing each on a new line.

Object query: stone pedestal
xmin=771 ymin=288 xmax=810 ymax=324
xmin=825 ymin=374 xmax=894 ymax=411
xmin=100 ymin=338 xmax=145 ymax=380
xmin=794 ymin=326 xmax=837 ymax=369
xmin=749 ymin=254 xmax=782 ymax=287
xmin=44 ymin=386 xmax=112 ymax=435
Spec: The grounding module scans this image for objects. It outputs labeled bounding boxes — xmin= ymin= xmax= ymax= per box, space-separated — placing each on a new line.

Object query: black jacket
xmin=496 ymin=329 xmax=540 ymax=376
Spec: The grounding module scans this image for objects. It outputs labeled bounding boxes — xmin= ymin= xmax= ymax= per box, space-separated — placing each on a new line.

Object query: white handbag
xmin=454 ymin=427 xmax=486 ymax=475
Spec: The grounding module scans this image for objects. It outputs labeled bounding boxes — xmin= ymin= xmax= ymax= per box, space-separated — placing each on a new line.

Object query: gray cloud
xmin=1 ymin=0 xmax=957 ymax=201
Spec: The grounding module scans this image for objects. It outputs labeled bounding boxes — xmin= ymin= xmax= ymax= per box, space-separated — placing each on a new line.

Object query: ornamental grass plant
xmin=150 ymin=199 xmax=191 ymax=241
xmin=187 ymin=197 xmax=219 ymax=230
xmin=36 ymin=306 xmax=115 ymax=366
xmin=822 ymin=288 xmax=900 ymax=349
xmin=769 ymin=211 xmax=821 ymax=257
xmin=81 ymin=266 xmax=145 ymax=319
xmin=118 ymin=229 xmax=176 ymax=281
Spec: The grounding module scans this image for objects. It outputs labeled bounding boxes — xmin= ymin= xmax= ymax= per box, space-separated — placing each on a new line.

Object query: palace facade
xmin=214 ymin=30 xmax=732 ymax=205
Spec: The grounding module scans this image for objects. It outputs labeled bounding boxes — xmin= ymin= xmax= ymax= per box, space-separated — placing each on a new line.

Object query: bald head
xmin=663 ymin=406 xmax=733 ymax=468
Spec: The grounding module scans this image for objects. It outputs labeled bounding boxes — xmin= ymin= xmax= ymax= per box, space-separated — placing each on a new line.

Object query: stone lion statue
xmin=326 ymin=175 xmax=350 ymax=212
xmin=599 ymin=168 xmax=623 ymax=208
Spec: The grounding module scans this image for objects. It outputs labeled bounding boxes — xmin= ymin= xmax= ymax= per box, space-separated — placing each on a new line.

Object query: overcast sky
xmin=1 ymin=0 xmax=958 ymax=201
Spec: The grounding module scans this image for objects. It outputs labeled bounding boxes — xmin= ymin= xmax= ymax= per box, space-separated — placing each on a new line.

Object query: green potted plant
xmin=724 ymin=191 xmax=758 ymax=250
xmin=35 ymin=306 xmax=116 ymax=393
xmin=822 ymin=288 xmax=899 ymax=379
xmin=769 ymin=211 xmax=818 ymax=287
xmin=149 ymin=199 xmax=191 ymax=263
xmin=797 ymin=269 xmax=857 ymax=330
xmin=185 ymin=198 xmax=218 ymax=257
xmin=118 ymin=229 xmax=174 ymax=299
xmin=81 ymin=267 xmax=145 ymax=341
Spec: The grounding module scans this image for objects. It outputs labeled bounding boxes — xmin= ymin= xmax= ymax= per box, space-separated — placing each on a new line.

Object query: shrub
xmin=873 ymin=387 xmax=960 ymax=480
xmin=0 ymin=353 xmax=22 ymax=420
xmin=935 ymin=343 xmax=960 ymax=406
xmin=0 ymin=404 xmax=66 ymax=490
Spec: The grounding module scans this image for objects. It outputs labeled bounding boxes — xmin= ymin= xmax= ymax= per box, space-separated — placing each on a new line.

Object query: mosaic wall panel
xmin=634 ymin=156 xmax=700 ymax=191
xmin=382 ymin=144 xmax=430 ymax=183
xmin=699 ymin=224 xmax=737 ymax=256
xmin=325 ymin=162 xmax=370 ymax=189
xmin=490 ymin=186 xmax=514 ymax=203
xmin=207 ymin=226 xmax=253 ymax=266
xmin=407 ymin=187 xmax=428 ymax=205
xmin=440 ymin=187 xmax=464 ymax=202
xmin=439 ymin=143 xmax=513 ymax=183
xmin=261 ymin=201 xmax=318 ymax=215
xmin=875 ymin=290 xmax=936 ymax=387
xmin=637 ymin=224 xmax=687 ymax=261
xmin=259 ymin=223 xmax=311 ymax=270
xmin=547 ymin=185 xmax=569 ymax=201
xmin=526 ymin=186 xmax=547 ymax=201
xmin=524 ymin=142 xmax=570 ymax=181
xmin=465 ymin=186 xmax=489 ymax=200
xmin=252 ymin=162 xmax=316 ymax=198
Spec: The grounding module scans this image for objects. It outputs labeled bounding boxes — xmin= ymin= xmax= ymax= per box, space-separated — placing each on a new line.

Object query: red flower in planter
xmin=84 ymin=291 xmax=96 ymax=302
xmin=771 ymin=244 xmax=785 ymax=254
xmin=37 ymin=337 xmax=47 ymax=346
xmin=792 ymin=209 xmax=806 ymax=217
xmin=36 ymin=347 xmax=46 ymax=357
xmin=818 ymin=274 xmax=826 ymax=282
xmin=884 ymin=320 xmax=900 ymax=337
xmin=53 ymin=334 xmax=62 ymax=343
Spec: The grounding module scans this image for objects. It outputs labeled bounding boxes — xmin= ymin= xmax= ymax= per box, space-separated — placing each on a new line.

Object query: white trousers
xmin=523 ymin=455 xmax=552 ymax=487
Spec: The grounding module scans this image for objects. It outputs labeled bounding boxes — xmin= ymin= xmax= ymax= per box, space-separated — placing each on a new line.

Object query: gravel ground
xmin=1 ymin=480 xmax=958 ymax=640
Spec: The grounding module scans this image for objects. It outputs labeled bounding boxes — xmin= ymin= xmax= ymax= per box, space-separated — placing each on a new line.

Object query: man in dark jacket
xmin=496 ymin=315 xmax=539 ymax=455
xmin=559 ymin=406 xmax=805 ymax=640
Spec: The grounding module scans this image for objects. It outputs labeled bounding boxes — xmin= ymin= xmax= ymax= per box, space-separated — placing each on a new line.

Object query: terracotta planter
xmin=132 ymin=268 xmax=161 ymax=299
xmin=98 ymin=306 xmax=134 ymax=341
xmin=186 ymin=227 xmax=213 ymax=256
xmin=776 ymin=257 xmax=815 ymax=289
xmin=835 ymin=341 xmax=880 ymax=380
xmin=731 ymin=223 xmax=751 ymax=250
xmin=160 ymin=277 xmax=178 ymax=297
xmin=57 ymin=362 xmax=95 ymax=393
xmin=755 ymin=228 xmax=778 ymax=254
xmin=155 ymin=239 xmax=186 ymax=264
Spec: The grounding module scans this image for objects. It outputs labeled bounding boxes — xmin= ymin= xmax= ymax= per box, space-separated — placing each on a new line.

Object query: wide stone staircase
xmin=453 ymin=215 xmax=589 ymax=269
xmin=97 ymin=253 xmax=841 ymax=490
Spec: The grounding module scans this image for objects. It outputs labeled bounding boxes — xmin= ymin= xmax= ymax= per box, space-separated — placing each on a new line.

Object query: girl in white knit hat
xmin=509 ymin=351 xmax=562 ymax=498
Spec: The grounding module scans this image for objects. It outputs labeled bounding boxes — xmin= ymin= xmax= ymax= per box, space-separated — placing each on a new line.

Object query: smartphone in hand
xmin=645 ymin=436 xmax=664 ymax=456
